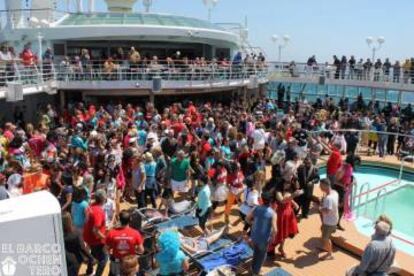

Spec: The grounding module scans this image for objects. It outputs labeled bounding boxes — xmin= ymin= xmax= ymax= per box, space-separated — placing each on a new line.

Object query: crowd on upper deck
xmin=287 ymin=55 xmax=414 ymax=83
xmin=0 ymin=42 xmax=267 ymax=84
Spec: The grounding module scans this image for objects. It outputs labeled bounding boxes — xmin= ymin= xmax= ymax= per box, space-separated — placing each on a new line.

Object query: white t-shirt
xmin=240 ymin=189 xmax=259 ymax=215
xmin=322 ymin=190 xmax=339 ymax=226
xmin=103 ymin=198 xmax=116 ymax=228
xmin=7 ymin=173 xmax=22 ymax=197
xmin=252 ymin=128 xmax=266 ymax=151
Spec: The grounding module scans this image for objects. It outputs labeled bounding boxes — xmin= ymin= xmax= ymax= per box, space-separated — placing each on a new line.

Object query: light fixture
xmin=271 ymin=34 xmax=290 ymax=62
xmin=377 ymin=36 xmax=385 ymax=44
xmin=203 ymin=0 xmax=219 ymax=21
xmin=143 ymin=0 xmax=153 ymax=13
xmin=366 ymin=36 xmax=385 ymax=61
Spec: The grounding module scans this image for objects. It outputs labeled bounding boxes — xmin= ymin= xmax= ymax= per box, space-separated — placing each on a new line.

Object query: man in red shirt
xmin=325 ymin=141 xmax=343 ymax=184
xmin=84 ymin=189 xmax=108 ymax=276
xmin=106 ymin=210 xmax=144 ymax=276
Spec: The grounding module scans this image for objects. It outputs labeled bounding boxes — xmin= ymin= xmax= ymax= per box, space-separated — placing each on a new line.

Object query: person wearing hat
xmin=0 ymin=173 xmax=9 ymax=200
xmin=346 ymin=215 xmax=396 ymax=276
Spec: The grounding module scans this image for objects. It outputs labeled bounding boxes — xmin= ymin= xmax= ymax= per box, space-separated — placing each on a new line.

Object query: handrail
xmin=373 ymin=188 xmax=387 ymax=220
xmin=267 ymin=61 xmax=414 ymax=86
xmin=350 ymin=177 xmax=357 ymax=211
xmin=0 ymin=59 xmax=268 ymax=88
xmin=356 ymin=182 xmax=370 ymax=217
xmin=399 ymin=155 xmax=414 ymax=184
xmin=308 ymin=129 xmax=414 ymax=141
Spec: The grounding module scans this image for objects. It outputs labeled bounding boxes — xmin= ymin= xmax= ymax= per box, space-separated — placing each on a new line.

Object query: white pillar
xmin=88 ymin=0 xmax=95 ymax=13
xmin=76 ymin=0 xmax=83 ymax=13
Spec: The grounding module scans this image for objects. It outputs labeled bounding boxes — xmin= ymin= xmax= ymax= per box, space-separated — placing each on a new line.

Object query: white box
xmin=0 ymin=191 xmax=67 ymax=276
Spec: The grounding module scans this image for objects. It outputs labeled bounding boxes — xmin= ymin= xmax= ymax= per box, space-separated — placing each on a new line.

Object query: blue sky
xmin=2 ymin=0 xmax=414 ymax=62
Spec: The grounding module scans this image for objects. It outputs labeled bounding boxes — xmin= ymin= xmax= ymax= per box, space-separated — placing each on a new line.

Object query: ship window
xmin=53 ymin=44 xmax=65 ymax=56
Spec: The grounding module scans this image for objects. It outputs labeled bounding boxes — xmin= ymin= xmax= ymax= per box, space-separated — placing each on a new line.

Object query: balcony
xmin=0 ymin=59 xmax=268 ymax=98
xmin=267 ymin=62 xmax=414 ymax=92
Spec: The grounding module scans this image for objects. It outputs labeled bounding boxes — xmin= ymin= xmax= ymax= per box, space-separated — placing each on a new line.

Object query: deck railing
xmin=268 ymin=61 xmax=414 ymax=85
xmin=3 ymin=59 xmax=414 ymax=92
xmin=0 ymin=59 xmax=268 ymax=89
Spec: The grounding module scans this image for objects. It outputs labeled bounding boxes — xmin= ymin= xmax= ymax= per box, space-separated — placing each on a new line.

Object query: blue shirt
xmin=250 ymin=206 xmax=275 ymax=247
xmin=71 ymin=200 xmax=88 ymax=228
xmin=156 ymin=250 xmax=186 ymax=275
xmin=138 ymin=130 xmax=147 ymax=146
xmin=132 ymin=164 xmax=145 ymax=190
xmin=70 ymin=135 xmax=87 ymax=150
xmin=144 ymin=161 xmax=157 ymax=189
xmin=197 ymin=185 xmax=212 ymax=216
xmin=220 ymin=145 xmax=232 ymax=159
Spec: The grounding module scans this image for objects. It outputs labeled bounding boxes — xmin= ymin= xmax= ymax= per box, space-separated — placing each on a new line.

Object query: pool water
xmin=321 ymin=165 xmax=414 ymax=255
xmin=356 ymin=185 xmax=414 ymax=238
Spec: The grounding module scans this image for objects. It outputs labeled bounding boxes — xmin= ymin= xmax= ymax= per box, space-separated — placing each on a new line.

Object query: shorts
xmin=333 ymin=184 xmax=345 ymax=203
xmin=109 ymin=259 xmax=120 ymax=276
xmin=327 ymin=174 xmax=337 ymax=187
xmin=197 ymin=207 xmax=212 ymax=230
xmin=171 ymin=179 xmax=188 ymax=193
xmin=321 ymin=224 xmax=337 ymax=240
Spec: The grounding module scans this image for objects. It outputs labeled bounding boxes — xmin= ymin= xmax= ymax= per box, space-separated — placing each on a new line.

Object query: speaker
xmin=6 ymin=83 xmax=23 ymax=102
xmin=152 ymin=76 xmax=162 ymax=92
xmin=319 ymin=76 xmax=326 ymax=85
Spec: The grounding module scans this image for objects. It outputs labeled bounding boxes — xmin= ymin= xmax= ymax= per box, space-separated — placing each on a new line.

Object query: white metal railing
xmin=399 ymin=155 xmax=414 ymax=184
xmin=268 ymin=61 xmax=414 ymax=85
xmin=373 ymin=188 xmax=387 ymax=219
xmin=0 ymin=58 xmax=268 ymax=90
xmin=3 ymin=58 xmax=414 ymax=94
xmin=355 ymin=181 xmax=371 ymax=217
xmin=54 ymin=59 xmax=268 ymax=82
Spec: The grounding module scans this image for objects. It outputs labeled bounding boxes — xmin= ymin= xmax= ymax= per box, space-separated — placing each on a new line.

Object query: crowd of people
xmin=288 ymin=55 xmax=414 ymax=84
xmin=0 ymin=90 xmax=408 ymax=275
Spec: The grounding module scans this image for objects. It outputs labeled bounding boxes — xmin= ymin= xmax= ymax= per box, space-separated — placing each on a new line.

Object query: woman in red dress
xmin=268 ymin=162 xmax=301 ymax=258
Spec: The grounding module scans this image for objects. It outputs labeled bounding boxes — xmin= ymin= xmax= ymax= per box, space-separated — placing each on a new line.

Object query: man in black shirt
xmin=160 ymin=130 xmax=177 ymax=159
xmin=297 ymin=157 xmax=320 ymax=218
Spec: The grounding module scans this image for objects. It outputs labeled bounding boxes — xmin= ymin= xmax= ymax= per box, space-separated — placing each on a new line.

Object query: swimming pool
xmin=321 ymin=164 xmax=414 ymax=256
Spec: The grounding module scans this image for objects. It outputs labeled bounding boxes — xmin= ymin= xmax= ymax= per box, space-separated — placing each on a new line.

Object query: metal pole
xmin=372 ymin=47 xmax=376 ymax=61
xmin=278 ymin=45 xmax=282 ymax=63
xmin=38 ymin=32 xmax=43 ymax=82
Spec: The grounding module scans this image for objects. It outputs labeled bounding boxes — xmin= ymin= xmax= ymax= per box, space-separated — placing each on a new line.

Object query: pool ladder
xmin=373 ymin=188 xmax=387 ymax=219
xmin=355 ymin=181 xmax=371 ymax=218
xmin=399 ymin=155 xmax=414 ymax=184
